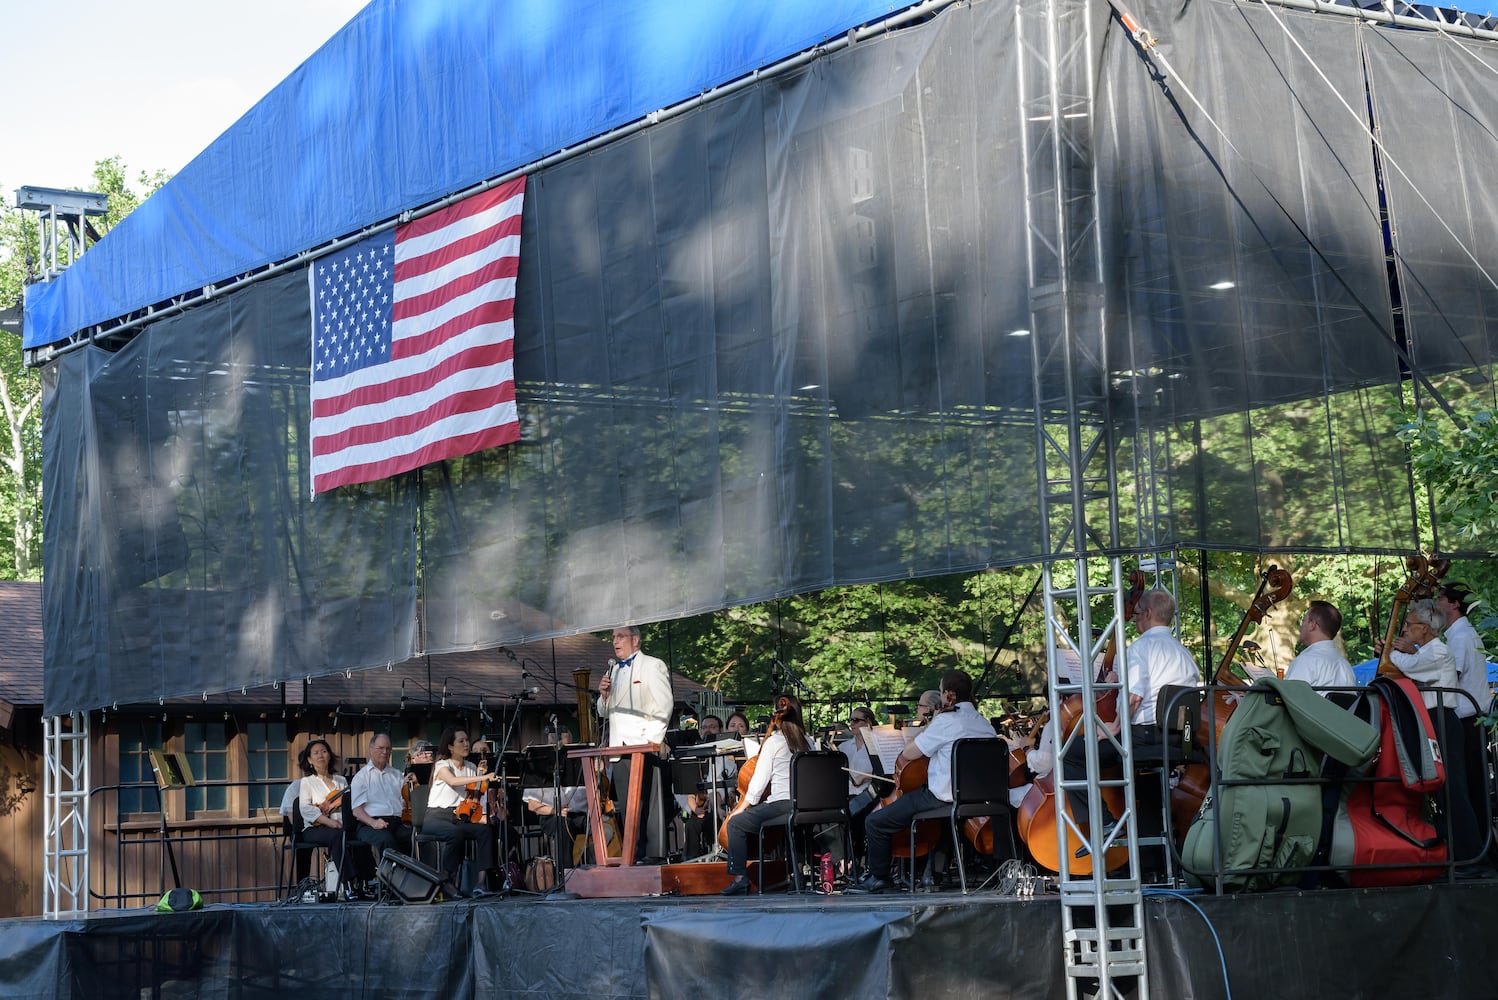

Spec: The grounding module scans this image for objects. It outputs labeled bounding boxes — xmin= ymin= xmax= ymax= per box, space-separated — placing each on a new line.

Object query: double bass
xmin=1375 ymin=555 xmax=1451 ymax=680
xmin=1170 ymin=566 xmax=1295 ymax=836
xmin=717 ymin=696 xmax=792 ymax=849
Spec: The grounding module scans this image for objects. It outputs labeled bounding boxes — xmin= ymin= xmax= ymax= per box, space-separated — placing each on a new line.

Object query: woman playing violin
xmin=719 ymin=696 xmax=810 ymax=896
xmin=847 ymin=669 xmax=997 ymax=894
xmin=296 ymin=738 xmax=356 ymax=894
xmin=423 ymin=726 xmax=497 ymax=898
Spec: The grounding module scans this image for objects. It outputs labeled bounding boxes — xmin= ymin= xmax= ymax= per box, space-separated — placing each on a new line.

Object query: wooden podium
xmin=569 ymin=742 xmax=656 ymax=868
xmin=564 ymin=742 xmax=743 ymax=898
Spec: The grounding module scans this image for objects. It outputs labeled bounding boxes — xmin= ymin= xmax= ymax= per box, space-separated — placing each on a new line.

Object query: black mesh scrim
xmin=51 ymin=0 xmax=1498 ymax=713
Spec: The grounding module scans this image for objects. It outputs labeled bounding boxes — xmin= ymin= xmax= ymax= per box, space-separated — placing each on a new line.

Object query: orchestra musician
xmin=837 ymin=705 xmax=882 ymax=873
xmin=847 ymin=670 xmax=996 ymax=894
xmin=915 ymin=690 xmax=941 ymax=725
xmin=719 ymin=695 xmax=810 ymax=896
xmin=1375 ymin=599 xmax=1486 ymax=873
xmin=1437 ymin=583 xmax=1494 ymax=846
xmin=351 ymin=732 xmax=416 ymax=860
xmin=1282 ymin=601 xmax=1356 ymax=692
xmin=597 ymin=625 xmax=675 ymax=863
xmin=681 ymin=714 xmax=736 ymax=859
xmin=1061 ymin=588 xmax=1199 ymax=848
xmin=296 ymin=738 xmax=360 ymax=897
xmin=725 ymin=712 xmax=750 ymax=738
xmin=424 ymin=727 xmax=497 ymax=898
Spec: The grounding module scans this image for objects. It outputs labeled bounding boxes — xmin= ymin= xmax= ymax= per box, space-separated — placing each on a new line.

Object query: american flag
xmin=309 ymin=176 xmax=526 ymax=495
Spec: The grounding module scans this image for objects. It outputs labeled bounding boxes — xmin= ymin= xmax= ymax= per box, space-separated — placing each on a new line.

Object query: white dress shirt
xmin=1283 ymin=639 xmax=1356 ymax=693
xmin=598 ymin=651 xmax=674 ymax=747
xmin=1445 ymin=616 xmax=1492 ymax=718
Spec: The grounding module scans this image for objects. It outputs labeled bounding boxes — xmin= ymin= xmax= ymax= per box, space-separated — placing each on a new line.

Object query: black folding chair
xmin=907 ymin=738 xmax=1016 ymax=894
xmin=753 ymin=750 xmax=852 ymax=893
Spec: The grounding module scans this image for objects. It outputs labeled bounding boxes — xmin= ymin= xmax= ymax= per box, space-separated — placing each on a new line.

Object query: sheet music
xmin=868 ymin=724 xmax=914 ymax=773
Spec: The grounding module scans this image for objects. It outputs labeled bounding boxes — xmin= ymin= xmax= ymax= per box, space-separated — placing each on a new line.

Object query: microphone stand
xmin=545 ymin=720 xmax=579 ymax=899
xmin=495 ymin=691 xmax=539 ymax=898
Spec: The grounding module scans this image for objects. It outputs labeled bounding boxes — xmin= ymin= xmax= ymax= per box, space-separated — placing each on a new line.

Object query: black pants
xmin=863 ymin=787 xmax=941 ymax=880
xmin=356 ymin=817 xmax=413 ymax=860
xmin=1061 ymin=725 xmax=1160 ymax=826
xmin=423 ymin=808 xmax=496 ymax=879
xmin=725 ymin=800 xmax=793 ymax=876
xmin=1433 ymin=707 xmax=1483 ymax=864
xmin=611 ymin=754 xmax=665 ymax=858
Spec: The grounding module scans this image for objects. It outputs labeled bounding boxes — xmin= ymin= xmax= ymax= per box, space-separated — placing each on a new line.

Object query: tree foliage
xmin=0 ymin=157 xmax=168 ymax=579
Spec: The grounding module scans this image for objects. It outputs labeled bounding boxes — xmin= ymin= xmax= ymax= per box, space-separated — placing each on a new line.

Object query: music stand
xmin=488 ymin=694 xmax=539 ymax=898
xmin=147 ymin=750 xmax=194 ymax=891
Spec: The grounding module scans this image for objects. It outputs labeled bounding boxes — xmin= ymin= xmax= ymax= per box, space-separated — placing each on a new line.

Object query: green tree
xmin=0 ymin=157 xmax=168 ymax=579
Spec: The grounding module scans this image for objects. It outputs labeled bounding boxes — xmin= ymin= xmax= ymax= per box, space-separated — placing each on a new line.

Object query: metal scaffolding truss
xmin=1018 ymin=0 xmax=1150 ymax=994
xmin=43 ymin=712 xmax=91 ymax=918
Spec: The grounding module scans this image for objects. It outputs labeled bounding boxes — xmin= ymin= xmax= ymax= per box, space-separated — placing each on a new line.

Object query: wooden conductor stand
xmin=563 ymin=742 xmax=742 ymax=898
xmin=570 ymin=742 xmax=657 ymax=868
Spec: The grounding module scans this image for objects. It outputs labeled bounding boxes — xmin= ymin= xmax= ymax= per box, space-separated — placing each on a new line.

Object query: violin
xmin=1376 ymin=555 xmax=1451 ymax=680
xmin=316 ymin=784 xmax=346 ymax=816
xmin=455 ymin=778 xmax=489 ymax=823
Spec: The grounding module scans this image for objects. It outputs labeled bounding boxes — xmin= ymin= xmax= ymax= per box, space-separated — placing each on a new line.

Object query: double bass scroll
xmin=1375 ymin=556 xmax=1451 ymax=680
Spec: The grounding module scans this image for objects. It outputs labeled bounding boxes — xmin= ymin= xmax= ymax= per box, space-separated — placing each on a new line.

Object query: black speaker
xmin=376 ymin=851 xmax=444 ymax=903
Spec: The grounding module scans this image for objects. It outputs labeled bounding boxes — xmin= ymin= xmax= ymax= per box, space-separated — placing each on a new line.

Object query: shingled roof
xmin=0 ymin=582 xmax=42 ymax=706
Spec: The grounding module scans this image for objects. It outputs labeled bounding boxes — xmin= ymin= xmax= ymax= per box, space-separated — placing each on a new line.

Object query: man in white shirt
xmin=1063 ymin=588 xmax=1200 ymax=839
xmin=1377 ymin=599 xmax=1483 ymax=868
xmin=597 ymin=624 xmax=674 ymax=861
xmin=848 ymin=670 xmax=997 ymax=894
xmin=351 ymin=733 xmax=414 ymax=860
xmin=1283 ymin=601 xmax=1356 ymax=693
xmin=1438 ymin=584 xmax=1493 ymax=852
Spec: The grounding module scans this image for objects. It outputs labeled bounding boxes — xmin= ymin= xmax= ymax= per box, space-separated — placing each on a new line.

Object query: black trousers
xmin=611 ymin=754 xmax=666 ymax=858
xmin=423 ymin=807 xmax=496 ymax=879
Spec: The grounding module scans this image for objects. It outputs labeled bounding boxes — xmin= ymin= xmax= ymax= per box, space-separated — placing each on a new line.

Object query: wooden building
xmin=0 ymin=586 xmax=709 ymax=916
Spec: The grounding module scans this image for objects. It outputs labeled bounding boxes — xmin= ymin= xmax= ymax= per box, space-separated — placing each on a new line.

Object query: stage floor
xmin=5 ymin=878 xmax=1498 ymax=999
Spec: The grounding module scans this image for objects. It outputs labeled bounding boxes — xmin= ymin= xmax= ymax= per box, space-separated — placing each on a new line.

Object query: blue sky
xmin=1 ymin=0 xmax=367 ymax=194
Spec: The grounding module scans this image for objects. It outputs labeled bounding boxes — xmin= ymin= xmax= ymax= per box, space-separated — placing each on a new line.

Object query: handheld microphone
xmin=608 ymin=657 xmax=619 ymax=670
xmin=519 ymin=686 xmax=540 ymax=700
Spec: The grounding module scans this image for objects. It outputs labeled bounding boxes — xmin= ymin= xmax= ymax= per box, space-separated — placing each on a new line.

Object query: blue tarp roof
xmin=23 ymin=0 xmax=905 ymax=350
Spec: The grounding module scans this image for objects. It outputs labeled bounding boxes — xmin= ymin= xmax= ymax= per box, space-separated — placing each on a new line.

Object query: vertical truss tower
xmin=1018 ymin=0 xmax=1151 ymax=995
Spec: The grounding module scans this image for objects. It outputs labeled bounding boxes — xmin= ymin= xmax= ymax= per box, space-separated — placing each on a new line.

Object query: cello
xmin=717 ymin=696 xmax=792 ymax=849
xmin=1016 ymin=573 xmax=1143 ymax=874
xmin=1375 ymin=556 xmax=1451 ymax=680
xmin=1057 ymin=570 xmax=1148 ymax=740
